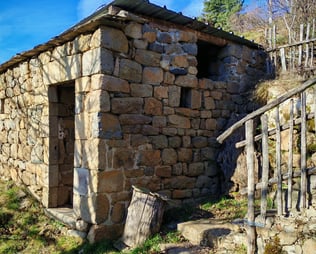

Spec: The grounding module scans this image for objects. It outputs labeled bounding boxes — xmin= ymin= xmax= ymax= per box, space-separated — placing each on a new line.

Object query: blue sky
xmin=0 ymin=0 xmax=256 ymax=64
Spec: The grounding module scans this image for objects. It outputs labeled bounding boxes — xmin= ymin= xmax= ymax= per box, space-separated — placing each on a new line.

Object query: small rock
xmin=76 ymin=219 xmax=89 ymax=231
xmin=170 ymin=67 xmax=188 ymax=75
xmin=19 ymin=198 xmax=32 ymax=210
xmin=67 ymin=229 xmax=87 ymax=239
xmin=17 ymin=190 xmax=27 ymax=199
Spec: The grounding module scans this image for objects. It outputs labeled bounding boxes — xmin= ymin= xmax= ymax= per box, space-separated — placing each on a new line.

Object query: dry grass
xmin=253 ymin=74 xmax=304 ymax=104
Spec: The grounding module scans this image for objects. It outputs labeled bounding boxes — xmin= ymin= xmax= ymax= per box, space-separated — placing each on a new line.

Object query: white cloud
xmin=77 ymin=0 xmax=110 ymax=20
xmin=181 ymin=1 xmax=204 ymax=18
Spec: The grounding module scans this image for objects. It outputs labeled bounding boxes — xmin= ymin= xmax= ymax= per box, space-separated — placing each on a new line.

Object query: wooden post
xmin=305 ymin=23 xmax=310 ymax=67
xmin=300 ymin=92 xmax=307 ymax=209
xmin=311 ymin=20 xmax=315 ymax=67
xmin=275 ymin=106 xmax=283 ymax=216
xmin=306 ymin=23 xmax=311 ymax=41
xmin=261 ymin=114 xmax=269 ymax=221
xmin=290 ymin=46 xmax=295 ymax=70
xmin=311 ymin=43 xmax=314 ymax=68
xmin=280 ymin=47 xmax=287 ymax=72
xmin=268 ymin=27 xmax=272 ymax=49
xmin=298 ymin=24 xmax=304 ymax=66
xmin=287 ymin=99 xmax=294 ymax=211
xmin=314 ymin=88 xmax=316 ymax=135
xmin=273 ymin=24 xmax=276 ymax=49
xmin=246 ymin=120 xmax=256 ymax=254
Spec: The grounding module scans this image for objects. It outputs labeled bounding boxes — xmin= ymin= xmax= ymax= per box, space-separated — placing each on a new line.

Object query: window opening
xmin=0 ymin=99 xmax=4 ymax=114
xmin=197 ymin=40 xmax=223 ymax=80
xmin=180 ymin=87 xmax=192 ymax=108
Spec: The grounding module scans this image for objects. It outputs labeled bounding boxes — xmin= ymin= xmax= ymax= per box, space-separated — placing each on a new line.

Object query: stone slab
xmin=177 ymin=219 xmax=240 ymax=247
xmin=45 ymin=207 xmax=77 ymax=229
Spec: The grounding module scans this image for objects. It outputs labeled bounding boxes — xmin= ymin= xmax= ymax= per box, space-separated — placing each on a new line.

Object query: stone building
xmin=0 ymin=0 xmax=267 ymax=241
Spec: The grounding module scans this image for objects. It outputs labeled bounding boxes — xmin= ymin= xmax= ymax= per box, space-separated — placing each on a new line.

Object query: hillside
xmin=0 ymin=178 xmax=251 ymax=253
xmin=0 ymin=178 xmax=118 ymax=254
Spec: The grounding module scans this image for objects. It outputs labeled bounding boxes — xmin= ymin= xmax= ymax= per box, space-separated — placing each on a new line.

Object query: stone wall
xmin=0 ymin=58 xmax=50 ymax=203
xmin=0 ymin=14 xmax=267 ymax=241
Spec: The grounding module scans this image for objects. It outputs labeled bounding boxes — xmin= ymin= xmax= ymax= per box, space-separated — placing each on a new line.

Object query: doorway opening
xmin=48 ymin=82 xmax=75 ymax=208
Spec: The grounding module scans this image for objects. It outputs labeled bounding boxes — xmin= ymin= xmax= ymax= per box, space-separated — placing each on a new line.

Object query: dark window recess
xmin=0 ymin=99 xmax=4 ymax=114
xmin=180 ymin=87 xmax=192 ymax=108
xmin=197 ymin=40 xmax=223 ymax=80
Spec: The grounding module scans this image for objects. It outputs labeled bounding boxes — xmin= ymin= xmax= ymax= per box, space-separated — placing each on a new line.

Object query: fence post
xmin=261 ymin=114 xmax=269 ymax=221
xmin=298 ymin=24 xmax=304 ymax=66
xmin=246 ymin=119 xmax=256 ymax=254
xmin=273 ymin=24 xmax=276 ymax=49
xmin=280 ymin=47 xmax=287 ymax=72
xmin=275 ymin=106 xmax=283 ymax=216
xmin=305 ymin=23 xmax=310 ymax=67
xmin=287 ymin=99 xmax=294 ymax=212
xmin=300 ymin=92 xmax=307 ymax=209
xmin=314 ymin=88 xmax=316 ymax=135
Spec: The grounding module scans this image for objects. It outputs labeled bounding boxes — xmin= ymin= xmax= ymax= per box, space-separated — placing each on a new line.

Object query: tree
xmin=266 ymin=0 xmax=316 ymax=42
xmin=201 ymin=0 xmax=244 ymax=31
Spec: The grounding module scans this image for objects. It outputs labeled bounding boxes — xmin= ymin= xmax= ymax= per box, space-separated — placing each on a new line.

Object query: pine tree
xmin=202 ymin=0 xmax=244 ymax=31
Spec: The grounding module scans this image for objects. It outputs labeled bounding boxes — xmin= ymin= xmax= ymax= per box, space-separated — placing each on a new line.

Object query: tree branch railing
xmin=217 ymin=78 xmax=316 ymax=254
xmin=266 ymin=21 xmax=316 ymax=75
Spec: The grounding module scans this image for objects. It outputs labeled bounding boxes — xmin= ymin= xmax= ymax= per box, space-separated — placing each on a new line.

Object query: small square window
xmin=180 ymin=87 xmax=192 ymax=108
xmin=0 ymin=99 xmax=4 ymax=114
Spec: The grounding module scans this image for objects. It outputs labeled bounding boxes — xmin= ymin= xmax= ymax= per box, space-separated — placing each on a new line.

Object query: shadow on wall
xmin=215 ymin=47 xmax=272 ymax=196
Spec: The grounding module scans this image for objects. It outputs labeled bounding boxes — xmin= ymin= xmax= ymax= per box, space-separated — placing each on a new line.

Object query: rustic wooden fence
xmin=217 ymin=78 xmax=316 ymax=254
xmin=266 ymin=20 xmax=316 ymax=76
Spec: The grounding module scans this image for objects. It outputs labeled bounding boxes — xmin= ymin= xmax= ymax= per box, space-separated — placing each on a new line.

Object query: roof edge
xmin=0 ymin=0 xmax=263 ymax=73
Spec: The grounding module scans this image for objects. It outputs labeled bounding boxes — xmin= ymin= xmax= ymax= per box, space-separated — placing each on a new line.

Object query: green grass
xmin=130 ymin=231 xmax=183 ymax=254
xmin=130 ymin=234 xmax=163 ymax=254
xmin=235 ymin=243 xmax=247 ymax=254
xmin=2 ymin=184 xmax=20 ymax=210
xmin=76 ymin=240 xmax=118 ymax=254
xmin=264 ymin=236 xmax=282 ymax=254
xmin=0 ymin=180 xmax=85 ymax=254
xmin=0 ymin=179 xmax=186 ymax=254
xmin=200 ymin=196 xmax=248 ymax=220
xmin=2 ymin=179 xmax=281 ymax=253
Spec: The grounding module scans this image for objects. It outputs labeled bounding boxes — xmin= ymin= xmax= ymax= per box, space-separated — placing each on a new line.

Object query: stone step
xmin=177 ymin=218 xmax=242 ymax=248
xmin=159 ymin=243 xmax=211 ymax=254
xmin=45 ymin=207 xmax=89 ymax=238
xmin=45 ymin=207 xmax=77 ymax=229
xmin=177 ymin=210 xmax=316 ymax=254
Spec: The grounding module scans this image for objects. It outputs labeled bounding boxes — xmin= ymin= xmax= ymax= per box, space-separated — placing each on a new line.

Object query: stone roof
xmin=0 ymin=0 xmax=262 ymax=73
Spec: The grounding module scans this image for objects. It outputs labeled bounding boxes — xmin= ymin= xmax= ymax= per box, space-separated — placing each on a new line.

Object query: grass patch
xmin=253 ymin=78 xmax=302 ymax=105
xmin=200 ymin=196 xmax=248 ymax=220
xmin=130 ymin=231 xmax=184 ymax=254
xmin=130 ymin=234 xmax=163 ymax=254
xmin=0 ymin=179 xmax=187 ymax=254
xmin=4 ymin=187 xmax=20 ymax=210
xmin=0 ymin=180 xmax=78 ymax=254
xmin=264 ymin=236 xmax=283 ymax=254
xmin=77 ymin=240 xmax=117 ymax=254
xmin=235 ymin=243 xmax=247 ymax=254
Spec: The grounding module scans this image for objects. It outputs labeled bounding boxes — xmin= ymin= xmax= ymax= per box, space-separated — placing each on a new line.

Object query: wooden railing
xmin=217 ymin=78 xmax=316 ymax=254
xmin=266 ymin=21 xmax=316 ymax=76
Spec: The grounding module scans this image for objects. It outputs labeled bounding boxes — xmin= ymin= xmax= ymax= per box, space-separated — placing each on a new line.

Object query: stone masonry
xmin=0 ymin=4 xmax=267 ymax=241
